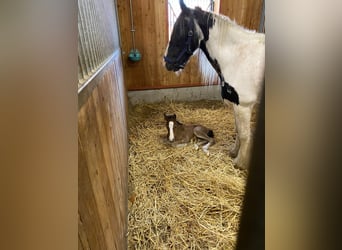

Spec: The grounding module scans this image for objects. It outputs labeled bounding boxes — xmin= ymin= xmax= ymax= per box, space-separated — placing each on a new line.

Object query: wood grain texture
xmin=117 ymin=0 xmax=202 ymax=90
xmin=116 ymin=0 xmax=263 ymax=90
xmin=219 ymin=0 xmax=263 ymax=30
xmin=78 ymin=53 xmax=128 ymax=250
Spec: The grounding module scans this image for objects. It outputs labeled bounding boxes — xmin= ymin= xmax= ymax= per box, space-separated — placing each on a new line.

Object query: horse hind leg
xmin=194 ymin=139 xmax=205 ymax=150
xmin=194 ymin=138 xmax=211 ymax=152
xmin=202 ymin=141 xmax=213 ymax=155
xmin=193 ymin=127 xmax=215 ymax=155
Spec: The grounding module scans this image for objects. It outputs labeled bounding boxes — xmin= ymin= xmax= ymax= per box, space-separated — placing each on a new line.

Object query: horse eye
xmin=188 ymin=30 xmax=193 ymax=36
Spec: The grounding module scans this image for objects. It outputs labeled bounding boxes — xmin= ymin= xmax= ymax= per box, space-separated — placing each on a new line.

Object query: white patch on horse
xmin=203 ymin=13 xmax=265 ymax=105
xmin=164 ymin=3 xmax=265 ymax=168
xmin=202 ymin=142 xmax=211 ymax=156
xmin=175 ymin=69 xmax=182 ymax=76
xmin=168 ymin=121 xmax=175 ymax=141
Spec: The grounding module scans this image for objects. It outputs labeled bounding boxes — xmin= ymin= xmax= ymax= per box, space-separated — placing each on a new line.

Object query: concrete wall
xmin=128 ymin=85 xmax=222 ymax=105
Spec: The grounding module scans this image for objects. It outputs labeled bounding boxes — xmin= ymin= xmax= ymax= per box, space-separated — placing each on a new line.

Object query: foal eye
xmin=188 ymin=30 xmax=193 ymax=36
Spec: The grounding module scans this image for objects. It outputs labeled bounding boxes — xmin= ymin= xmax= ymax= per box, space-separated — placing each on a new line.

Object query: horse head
xmin=164 ymin=113 xmax=176 ymax=122
xmin=164 ymin=1 xmax=207 ymax=72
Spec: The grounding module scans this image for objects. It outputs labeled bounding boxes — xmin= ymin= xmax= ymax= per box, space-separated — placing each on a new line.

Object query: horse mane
xmin=196 ymin=10 xmax=265 ymax=85
xmin=197 ymin=49 xmax=218 ymax=85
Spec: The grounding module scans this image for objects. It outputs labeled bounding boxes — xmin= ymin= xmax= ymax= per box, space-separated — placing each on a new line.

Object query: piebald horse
xmin=164 ymin=0 xmax=265 ymax=168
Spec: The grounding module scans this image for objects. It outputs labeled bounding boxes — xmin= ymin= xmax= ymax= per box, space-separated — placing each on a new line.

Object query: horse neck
xmin=195 ymin=13 xmax=239 ymax=82
xmin=204 ymin=17 xmax=242 ymax=58
xmin=197 ymin=13 xmax=264 ymax=83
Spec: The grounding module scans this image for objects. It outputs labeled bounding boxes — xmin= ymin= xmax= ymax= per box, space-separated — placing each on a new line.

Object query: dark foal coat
xmin=164 ymin=113 xmax=215 ymax=154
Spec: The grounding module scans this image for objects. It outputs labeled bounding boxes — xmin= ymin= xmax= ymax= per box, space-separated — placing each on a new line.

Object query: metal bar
xmin=78 ymin=0 xmax=94 ymax=73
xmin=78 ymin=50 xmax=119 ymax=95
xmin=78 ymin=50 xmax=120 ymax=110
xmin=129 ymin=0 xmax=136 ymax=50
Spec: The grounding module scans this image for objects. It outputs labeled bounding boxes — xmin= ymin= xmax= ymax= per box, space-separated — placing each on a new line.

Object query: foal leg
xmin=193 ymin=127 xmax=215 ymax=155
xmin=193 ymin=139 xmax=207 ymax=150
xmin=233 ymin=105 xmax=253 ymax=169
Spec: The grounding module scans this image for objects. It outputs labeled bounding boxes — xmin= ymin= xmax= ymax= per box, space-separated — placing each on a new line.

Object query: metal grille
xmin=78 ymin=0 xmax=120 ymax=88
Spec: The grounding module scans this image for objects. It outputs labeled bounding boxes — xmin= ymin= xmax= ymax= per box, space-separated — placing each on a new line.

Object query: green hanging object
xmin=128 ymin=49 xmax=142 ymax=62
xmin=128 ymin=0 xmax=141 ymax=62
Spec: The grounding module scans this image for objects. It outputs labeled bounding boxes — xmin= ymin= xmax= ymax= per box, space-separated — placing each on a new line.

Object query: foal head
xmin=164 ymin=113 xmax=177 ymax=141
xmin=164 ymin=1 xmax=213 ymax=72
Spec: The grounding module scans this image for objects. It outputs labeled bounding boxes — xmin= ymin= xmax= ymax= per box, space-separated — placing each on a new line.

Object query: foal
xmin=164 ymin=113 xmax=215 ymax=155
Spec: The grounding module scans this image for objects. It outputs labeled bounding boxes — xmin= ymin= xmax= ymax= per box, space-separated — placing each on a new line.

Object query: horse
xmin=164 ymin=113 xmax=215 ymax=155
xmin=163 ymin=0 xmax=265 ymax=169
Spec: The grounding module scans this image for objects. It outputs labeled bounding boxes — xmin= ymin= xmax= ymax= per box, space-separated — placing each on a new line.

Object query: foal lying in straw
xmin=164 ymin=113 xmax=215 ymax=155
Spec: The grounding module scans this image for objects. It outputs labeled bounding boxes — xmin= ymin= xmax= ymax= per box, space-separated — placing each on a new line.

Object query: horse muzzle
xmin=165 ymin=61 xmax=184 ymax=72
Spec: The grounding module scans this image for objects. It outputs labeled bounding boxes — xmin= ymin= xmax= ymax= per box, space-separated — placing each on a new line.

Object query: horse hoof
xmin=233 ymin=157 xmax=248 ymax=170
xmin=194 ymin=144 xmax=199 ymax=150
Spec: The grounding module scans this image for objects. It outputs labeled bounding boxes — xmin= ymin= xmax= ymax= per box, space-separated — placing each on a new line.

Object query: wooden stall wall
xmin=78 ymin=0 xmax=128 ymax=249
xmin=117 ymin=0 xmax=202 ymax=90
xmin=219 ymin=0 xmax=264 ymax=31
xmin=78 ymin=54 xmax=128 ymax=250
xmin=117 ymin=0 xmax=264 ymax=90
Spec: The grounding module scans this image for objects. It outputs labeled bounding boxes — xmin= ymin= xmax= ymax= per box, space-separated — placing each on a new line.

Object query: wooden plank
xmin=96 ymin=65 xmax=128 ymax=246
xmin=79 ymin=98 xmax=116 ymax=249
xmin=91 ymin=86 xmax=121 ymax=250
xmin=106 ymin=62 xmax=128 ymax=228
xmin=78 ymin=213 xmax=90 ymax=250
xmin=78 ymin=123 xmax=107 ymax=250
xmin=78 ymin=54 xmax=128 ymax=250
xmin=219 ymin=0 xmax=263 ymax=30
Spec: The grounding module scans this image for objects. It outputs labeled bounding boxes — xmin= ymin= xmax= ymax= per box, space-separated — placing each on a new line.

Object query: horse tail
xmin=207 ymin=130 xmax=214 ymax=138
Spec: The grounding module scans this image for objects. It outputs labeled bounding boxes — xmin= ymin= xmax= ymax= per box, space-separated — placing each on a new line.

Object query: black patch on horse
xmin=165 ymin=1 xmax=239 ymax=105
xmin=200 ymin=41 xmax=240 ymax=105
xmin=193 ymin=7 xmax=214 ymax=41
xmin=221 ymin=82 xmax=239 ymax=105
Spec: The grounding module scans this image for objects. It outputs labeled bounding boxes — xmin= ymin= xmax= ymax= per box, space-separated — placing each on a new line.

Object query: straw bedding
xmin=127 ymin=100 xmax=255 ymax=249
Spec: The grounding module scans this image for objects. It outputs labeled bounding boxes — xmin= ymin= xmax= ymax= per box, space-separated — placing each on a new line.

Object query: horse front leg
xmin=229 ymin=115 xmax=240 ymax=158
xmin=232 ymin=105 xmax=253 ymax=169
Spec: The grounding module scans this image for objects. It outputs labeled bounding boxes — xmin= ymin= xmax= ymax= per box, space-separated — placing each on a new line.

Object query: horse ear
xmin=179 ymin=0 xmax=188 ymax=12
